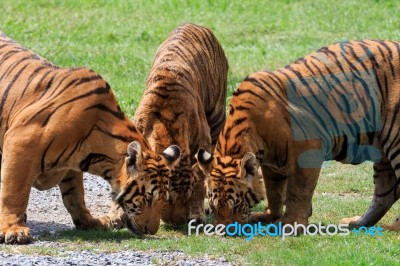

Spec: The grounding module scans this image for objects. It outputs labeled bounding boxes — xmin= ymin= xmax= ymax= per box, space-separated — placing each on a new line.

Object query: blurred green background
xmin=2 ymin=0 xmax=399 ymax=116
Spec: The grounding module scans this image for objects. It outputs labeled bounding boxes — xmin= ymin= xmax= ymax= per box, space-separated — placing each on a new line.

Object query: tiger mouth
xmin=125 ymin=218 xmax=145 ymax=236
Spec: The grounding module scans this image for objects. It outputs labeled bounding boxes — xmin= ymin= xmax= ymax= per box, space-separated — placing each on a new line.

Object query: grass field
xmin=1 ymin=0 xmax=400 ymax=265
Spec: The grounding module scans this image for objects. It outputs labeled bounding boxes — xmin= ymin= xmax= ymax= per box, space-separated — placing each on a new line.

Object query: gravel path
xmin=0 ymin=174 xmax=232 ymax=266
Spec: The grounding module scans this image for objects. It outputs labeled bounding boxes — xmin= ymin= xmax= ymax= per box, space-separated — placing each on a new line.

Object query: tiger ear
xmin=196 ymin=148 xmax=213 ymax=174
xmin=240 ymin=152 xmax=258 ymax=182
xmin=160 ymin=145 xmax=181 ymax=169
xmin=126 ymin=141 xmax=143 ymax=175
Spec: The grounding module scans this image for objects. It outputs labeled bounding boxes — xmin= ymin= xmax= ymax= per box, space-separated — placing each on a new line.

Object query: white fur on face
xmin=202 ymin=151 xmax=212 ymax=161
xmin=164 ymin=146 xmax=177 ymax=157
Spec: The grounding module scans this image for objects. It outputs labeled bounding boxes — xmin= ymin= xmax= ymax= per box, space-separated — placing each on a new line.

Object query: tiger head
xmin=116 ymin=141 xmax=180 ymax=235
xmin=196 ymin=149 xmax=264 ymax=225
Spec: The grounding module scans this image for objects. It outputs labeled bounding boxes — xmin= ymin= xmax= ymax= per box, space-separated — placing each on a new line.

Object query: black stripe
xmin=61 ymin=177 xmax=74 ymax=183
xmin=79 ymin=153 xmax=115 ymax=172
xmin=232 ymin=88 xmax=265 ymax=101
xmin=376 ymin=41 xmax=395 ymax=78
xmin=41 ymin=85 xmax=110 ymax=126
xmin=333 ymin=136 xmax=348 ymax=161
xmin=245 ymin=76 xmax=285 ymax=102
xmin=227 ymin=142 xmax=241 ymax=155
xmin=61 ymin=187 xmax=75 ymax=197
xmin=381 ymin=109 xmax=398 ymax=146
xmin=245 ymin=190 xmax=259 ymax=207
xmin=341 ymin=47 xmax=362 ymax=76
xmin=64 ymin=140 xmax=82 ymax=163
xmin=320 ymin=46 xmax=347 ymax=75
xmin=41 ymin=139 xmax=54 ymax=172
xmin=47 ymin=70 xmax=84 ymax=99
xmin=388 ymin=146 xmax=400 ymax=163
xmin=360 ymin=43 xmax=380 ymax=75
xmin=0 ymin=43 xmax=12 ymax=50
xmin=0 ymin=49 xmax=23 ymax=65
xmin=145 ymin=90 xmax=170 ymax=99
xmin=19 ymin=67 xmax=52 ymax=101
xmin=393 ymin=161 xmax=400 ymax=172
xmin=223 ymin=117 xmax=247 ymax=139
xmin=0 ymin=54 xmax=34 ymax=78
xmin=93 ymin=125 xmax=135 ymax=143
xmin=75 ymin=75 xmax=104 ymax=86
xmin=0 ymin=63 xmax=30 ymax=118
xmin=117 ymin=180 xmax=138 ymax=204
xmin=39 ymin=73 xmax=57 ymax=98
xmin=4 ymin=99 xmax=16 ymax=131
xmin=85 ymin=104 xmax=125 ymax=120
xmin=235 ymin=106 xmax=250 ymax=111
xmin=51 ymin=146 xmax=69 ymax=168
xmin=341 ymin=45 xmax=364 ymax=76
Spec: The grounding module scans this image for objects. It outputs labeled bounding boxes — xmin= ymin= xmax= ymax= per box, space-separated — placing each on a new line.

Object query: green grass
xmin=1 ymin=0 xmax=400 ymax=265
xmin=2 ymin=0 xmax=400 ymax=115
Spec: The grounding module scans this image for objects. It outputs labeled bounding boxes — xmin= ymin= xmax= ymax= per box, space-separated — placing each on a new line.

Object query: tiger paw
xmin=188 ymin=213 xmax=206 ymax=225
xmin=108 ymin=213 xmax=126 ymax=229
xmin=382 ymin=216 xmax=400 ymax=231
xmin=0 ymin=225 xmax=32 ymax=244
xmin=340 ymin=216 xmax=362 ymax=228
xmin=73 ymin=215 xmax=114 ymax=230
xmin=107 ymin=204 xmax=126 ymax=229
xmin=248 ymin=212 xmax=267 ymax=224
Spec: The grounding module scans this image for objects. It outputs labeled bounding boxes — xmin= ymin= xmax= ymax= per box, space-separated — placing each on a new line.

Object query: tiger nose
xmin=144 ymin=219 xmax=160 ymax=235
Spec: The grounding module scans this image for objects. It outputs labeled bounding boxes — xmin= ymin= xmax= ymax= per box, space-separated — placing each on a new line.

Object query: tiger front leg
xmin=260 ymin=165 xmax=287 ymax=223
xmin=58 ymin=171 xmax=114 ymax=230
xmin=279 ymin=167 xmax=320 ymax=226
xmin=0 ymin=154 xmax=34 ymax=244
xmin=187 ymin=166 xmax=206 ymax=224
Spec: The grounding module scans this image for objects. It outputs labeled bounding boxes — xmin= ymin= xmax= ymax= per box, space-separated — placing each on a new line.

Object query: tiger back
xmin=0 ymin=32 xmax=180 ymax=244
xmin=133 ymin=23 xmax=228 ymax=228
xmin=197 ymin=40 xmax=400 ymax=230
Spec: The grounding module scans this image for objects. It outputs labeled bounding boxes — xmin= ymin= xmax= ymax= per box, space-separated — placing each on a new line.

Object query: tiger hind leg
xmin=341 ymin=160 xmax=398 ymax=227
xmin=58 ymin=171 xmax=114 ymax=230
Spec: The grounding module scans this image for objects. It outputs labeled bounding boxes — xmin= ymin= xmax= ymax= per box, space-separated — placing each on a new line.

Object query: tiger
xmin=132 ymin=23 xmax=228 ymax=231
xmin=0 ymin=32 xmax=180 ymax=244
xmin=197 ymin=40 xmax=400 ymax=230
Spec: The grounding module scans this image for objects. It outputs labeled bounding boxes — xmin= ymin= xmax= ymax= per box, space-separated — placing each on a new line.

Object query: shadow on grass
xmin=42 ymin=226 xmax=192 ymax=243
xmin=160 ymin=213 xmax=217 ymax=235
xmin=161 ymin=223 xmax=188 ymax=235
xmin=28 ymin=220 xmax=73 ymax=237
xmin=32 ymin=214 xmax=217 ymax=243
xmin=42 ymin=228 xmax=148 ymax=243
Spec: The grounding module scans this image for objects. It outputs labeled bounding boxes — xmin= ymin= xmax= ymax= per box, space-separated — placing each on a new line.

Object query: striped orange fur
xmin=198 ymin=40 xmax=400 ymax=230
xmin=132 ymin=23 xmax=228 ymax=230
xmin=0 ymin=32 xmax=179 ymax=244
